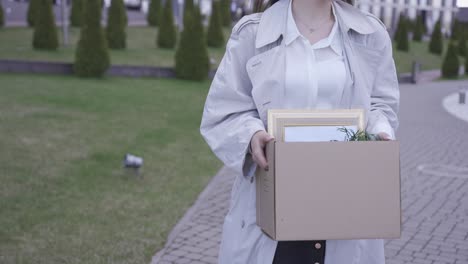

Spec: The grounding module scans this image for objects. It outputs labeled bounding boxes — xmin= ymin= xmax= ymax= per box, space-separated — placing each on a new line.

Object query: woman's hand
xmin=250 ymin=130 xmax=275 ymax=171
xmin=377 ymin=132 xmax=392 ymax=141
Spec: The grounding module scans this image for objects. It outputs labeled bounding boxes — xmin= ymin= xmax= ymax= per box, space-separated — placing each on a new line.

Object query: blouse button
xmin=315 ymin=242 xmax=322 ymax=249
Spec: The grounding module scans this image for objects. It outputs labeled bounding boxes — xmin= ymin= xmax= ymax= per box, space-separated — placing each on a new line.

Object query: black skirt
xmin=272 ymin=240 xmax=326 ymax=264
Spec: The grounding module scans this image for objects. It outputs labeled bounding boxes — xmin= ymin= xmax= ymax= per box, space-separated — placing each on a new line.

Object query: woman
xmin=200 ymin=0 xmax=400 ymax=263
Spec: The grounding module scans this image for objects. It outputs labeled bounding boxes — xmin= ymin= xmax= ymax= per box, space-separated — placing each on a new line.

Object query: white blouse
xmin=283 ymin=0 xmax=347 ymax=110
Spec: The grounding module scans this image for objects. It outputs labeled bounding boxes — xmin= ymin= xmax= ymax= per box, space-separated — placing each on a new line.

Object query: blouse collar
xmin=283 ymin=0 xmax=342 ymax=55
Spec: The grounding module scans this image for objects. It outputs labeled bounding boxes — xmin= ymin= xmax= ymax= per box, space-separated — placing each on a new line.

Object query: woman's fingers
xmin=251 ymin=131 xmax=274 ymax=170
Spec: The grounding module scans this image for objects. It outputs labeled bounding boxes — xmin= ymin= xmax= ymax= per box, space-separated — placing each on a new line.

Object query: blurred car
xmin=103 ymin=0 xmax=142 ymax=9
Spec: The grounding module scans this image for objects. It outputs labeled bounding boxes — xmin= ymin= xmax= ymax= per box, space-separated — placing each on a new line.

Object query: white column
xmin=408 ymin=0 xmax=418 ymax=20
xmin=432 ymin=0 xmax=442 ymax=26
xmin=371 ymin=0 xmax=381 ymax=17
xmin=383 ymin=0 xmax=394 ymax=27
xmin=442 ymin=0 xmax=453 ymax=34
xmin=359 ymin=0 xmax=371 ymax=13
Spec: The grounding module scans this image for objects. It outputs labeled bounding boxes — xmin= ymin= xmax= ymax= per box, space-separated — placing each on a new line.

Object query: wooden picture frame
xmin=267 ymin=109 xmax=365 ymax=142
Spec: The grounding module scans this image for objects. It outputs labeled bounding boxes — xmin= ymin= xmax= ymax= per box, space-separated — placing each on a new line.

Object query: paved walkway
xmin=152 ymin=80 xmax=468 ymax=264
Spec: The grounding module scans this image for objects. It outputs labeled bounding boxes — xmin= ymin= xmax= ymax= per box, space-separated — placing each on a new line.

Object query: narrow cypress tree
xmin=147 ymin=0 xmax=161 ymax=27
xmin=207 ymin=0 xmax=224 ymax=47
xmin=33 ymin=0 xmax=59 ymax=50
xmin=74 ymin=0 xmax=110 ymax=77
xmin=397 ymin=20 xmax=409 ymax=52
xmin=175 ymin=11 xmax=209 ymax=80
xmin=451 ymin=18 xmax=459 ymax=40
xmin=0 ymin=2 xmax=4 ymax=27
xmin=27 ymin=0 xmax=40 ymax=27
xmin=413 ymin=14 xmax=423 ymax=42
xmin=70 ymin=0 xmax=83 ymax=27
xmin=157 ymin=0 xmax=176 ymax=48
xmin=220 ymin=0 xmax=231 ymax=27
xmin=459 ymin=32 xmax=467 ymax=57
xmin=441 ymin=42 xmax=460 ymax=78
xmin=429 ymin=19 xmax=443 ymax=55
xmin=106 ymin=0 xmax=127 ymax=49
xmin=393 ymin=13 xmax=405 ymax=42
xmin=466 ymin=48 xmax=468 ymax=75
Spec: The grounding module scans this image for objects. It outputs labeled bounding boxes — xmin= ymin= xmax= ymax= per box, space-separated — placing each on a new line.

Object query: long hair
xmin=253 ymin=0 xmax=354 ymax=13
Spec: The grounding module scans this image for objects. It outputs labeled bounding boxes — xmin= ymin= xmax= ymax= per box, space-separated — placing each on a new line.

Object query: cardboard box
xmin=255 ymin=140 xmax=401 ymax=241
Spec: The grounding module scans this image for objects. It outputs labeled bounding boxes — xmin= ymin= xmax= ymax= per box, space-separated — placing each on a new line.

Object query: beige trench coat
xmin=200 ymin=0 xmax=400 ymax=263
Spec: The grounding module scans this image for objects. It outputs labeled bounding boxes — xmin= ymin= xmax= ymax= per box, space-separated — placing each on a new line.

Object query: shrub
xmin=220 ymin=0 xmax=231 ymax=27
xmin=74 ymin=0 xmax=110 ymax=77
xmin=429 ymin=19 xmax=443 ymax=55
xmin=70 ymin=0 xmax=83 ymax=27
xmin=175 ymin=11 xmax=209 ymax=81
xmin=459 ymin=32 xmax=467 ymax=57
xmin=441 ymin=41 xmax=460 ymax=78
xmin=147 ymin=0 xmax=161 ymax=27
xmin=413 ymin=14 xmax=423 ymax=42
xmin=206 ymin=0 xmax=224 ymax=47
xmin=32 ymin=0 xmax=59 ymax=50
xmin=466 ymin=49 xmax=468 ymax=75
xmin=0 ymin=2 xmax=4 ymax=27
xmin=397 ymin=18 xmax=409 ymax=51
xmin=393 ymin=13 xmax=405 ymax=42
xmin=106 ymin=0 xmax=127 ymax=49
xmin=27 ymin=0 xmax=40 ymax=27
xmin=451 ymin=18 xmax=459 ymax=40
xmin=157 ymin=0 xmax=177 ymax=48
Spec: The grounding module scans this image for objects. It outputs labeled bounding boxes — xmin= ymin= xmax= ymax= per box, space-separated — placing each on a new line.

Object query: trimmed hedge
xmin=175 ymin=11 xmax=209 ymax=81
xmin=413 ymin=14 xmax=423 ymax=42
xmin=157 ymin=0 xmax=177 ymax=48
xmin=74 ymin=0 xmax=110 ymax=77
xmin=147 ymin=0 xmax=161 ymax=27
xmin=207 ymin=0 xmax=224 ymax=47
xmin=459 ymin=32 xmax=467 ymax=57
xmin=394 ymin=13 xmax=405 ymax=42
xmin=220 ymin=0 xmax=231 ymax=27
xmin=32 ymin=0 xmax=59 ymax=50
xmin=397 ymin=18 xmax=409 ymax=52
xmin=70 ymin=0 xmax=83 ymax=27
xmin=0 ymin=2 xmax=4 ymax=27
xmin=429 ymin=19 xmax=443 ymax=55
xmin=106 ymin=0 xmax=128 ymax=49
xmin=441 ymin=41 xmax=460 ymax=78
xmin=27 ymin=0 xmax=40 ymax=27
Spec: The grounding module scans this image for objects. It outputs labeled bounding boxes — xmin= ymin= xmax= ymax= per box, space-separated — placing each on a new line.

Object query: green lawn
xmin=0 ymin=26 xmax=228 ymax=67
xmin=0 ymin=26 xmax=452 ymax=74
xmin=0 ymin=73 xmax=222 ymax=264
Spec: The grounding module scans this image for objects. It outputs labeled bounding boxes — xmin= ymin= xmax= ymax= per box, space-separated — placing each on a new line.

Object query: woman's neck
xmin=291 ymin=0 xmax=333 ymax=25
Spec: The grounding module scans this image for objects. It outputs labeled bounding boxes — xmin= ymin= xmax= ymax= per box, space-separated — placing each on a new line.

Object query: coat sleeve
xmin=200 ymin=20 xmax=265 ymax=178
xmin=366 ymin=29 xmax=400 ymax=140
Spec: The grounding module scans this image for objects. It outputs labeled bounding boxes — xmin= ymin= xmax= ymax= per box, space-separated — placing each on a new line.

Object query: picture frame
xmin=267 ymin=108 xmax=365 ymax=142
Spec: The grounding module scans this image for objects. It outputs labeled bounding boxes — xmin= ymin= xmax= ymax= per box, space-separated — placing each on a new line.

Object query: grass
xmin=0 ymin=26 xmax=228 ymax=67
xmin=392 ymin=39 xmax=450 ymax=74
xmin=0 ymin=73 xmax=222 ymax=264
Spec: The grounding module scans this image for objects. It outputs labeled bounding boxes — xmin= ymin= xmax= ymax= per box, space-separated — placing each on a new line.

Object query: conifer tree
xmin=451 ymin=18 xmax=459 ymax=40
xmin=74 ymin=0 xmax=110 ymax=77
xmin=157 ymin=0 xmax=177 ymax=48
xmin=397 ymin=20 xmax=409 ymax=52
xmin=147 ymin=0 xmax=161 ymax=26
xmin=207 ymin=0 xmax=224 ymax=47
xmin=106 ymin=0 xmax=127 ymax=49
xmin=394 ymin=13 xmax=405 ymax=42
xmin=175 ymin=11 xmax=209 ymax=80
xmin=459 ymin=32 xmax=467 ymax=57
xmin=442 ymin=42 xmax=460 ymax=78
xmin=27 ymin=0 xmax=40 ymax=27
xmin=220 ymin=0 xmax=231 ymax=27
xmin=429 ymin=19 xmax=443 ymax=55
xmin=413 ymin=14 xmax=423 ymax=42
xmin=33 ymin=0 xmax=59 ymax=50
xmin=0 ymin=2 xmax=4 ymax=28
xmin=70 ymin=0 xmax=83 ymax=27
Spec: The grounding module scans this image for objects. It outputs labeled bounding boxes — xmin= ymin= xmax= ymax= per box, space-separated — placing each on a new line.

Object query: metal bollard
xmin=411 ymin=61 xmax=420 ymax=84
xmin=459 ymin=90 xmax=466 ymax=104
